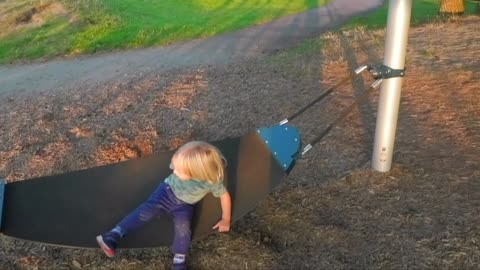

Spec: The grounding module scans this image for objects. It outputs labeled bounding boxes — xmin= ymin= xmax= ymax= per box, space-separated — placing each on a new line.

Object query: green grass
xmin=344 ymin=0 xmax=479 ymax=29
xmin=0 ymin=0 xmax=331 ymax=63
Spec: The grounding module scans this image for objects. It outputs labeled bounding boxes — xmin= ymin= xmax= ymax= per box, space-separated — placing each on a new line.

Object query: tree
xmin=439 ymin=0 xmax=465 ymax=16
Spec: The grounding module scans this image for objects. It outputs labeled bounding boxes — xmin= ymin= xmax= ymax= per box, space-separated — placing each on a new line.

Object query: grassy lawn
xmin=0 ymin=0 xmax=478 ymax=64
xmin=344 ymin=0 xmax=479 ymax=29
xmin=0 ymin=0 xmax=330 ymax=64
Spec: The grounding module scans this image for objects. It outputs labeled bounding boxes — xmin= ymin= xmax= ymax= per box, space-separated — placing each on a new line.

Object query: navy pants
xmin=116 ymin=183 xmax=194 ymax=254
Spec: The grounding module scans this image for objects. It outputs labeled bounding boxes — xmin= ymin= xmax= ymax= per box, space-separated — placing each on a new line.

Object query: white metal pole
xmin=372 ymin=0 xmax=412 ymax=172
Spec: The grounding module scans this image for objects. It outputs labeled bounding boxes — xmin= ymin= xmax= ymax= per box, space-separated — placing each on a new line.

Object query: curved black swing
xmin=0 ymin=65 xmax=382 ymax=249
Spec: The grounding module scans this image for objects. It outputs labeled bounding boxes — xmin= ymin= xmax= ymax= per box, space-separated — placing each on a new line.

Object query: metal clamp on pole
xmin=368 ymin=64 xmax=405 ymax=79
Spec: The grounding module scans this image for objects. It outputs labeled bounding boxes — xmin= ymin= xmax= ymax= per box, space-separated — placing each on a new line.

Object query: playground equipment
xmin=372 ymin=0 xmax=412 ymax=172
xmin=0 ymin=66 xmax=383 ymax=248
xmin=0 ymin=0 xmax=412 ymax=249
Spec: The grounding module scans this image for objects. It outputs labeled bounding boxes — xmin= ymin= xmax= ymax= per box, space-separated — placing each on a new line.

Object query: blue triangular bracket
xmin=257 ymin=124 xmax=302 ymax=173
xmin=0 ymin=179 xmax=5 ymax=231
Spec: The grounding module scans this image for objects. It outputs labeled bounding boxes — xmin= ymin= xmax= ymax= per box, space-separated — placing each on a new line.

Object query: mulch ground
xmin=0 ymin=16 xmax=479 ymax=270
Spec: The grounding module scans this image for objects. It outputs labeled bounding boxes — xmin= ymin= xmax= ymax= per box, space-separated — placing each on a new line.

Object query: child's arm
xmin=212 ymin=192 xmax=231 ymax=232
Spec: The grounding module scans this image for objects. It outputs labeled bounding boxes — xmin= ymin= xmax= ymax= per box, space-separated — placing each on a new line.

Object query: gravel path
xmin=0 ymin=0 xmax=384 ymax=95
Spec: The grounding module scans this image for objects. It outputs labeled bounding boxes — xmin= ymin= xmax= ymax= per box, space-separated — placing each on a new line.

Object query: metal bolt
xmin=266 ymin=140 xmax=269 ymax=144
xmin=274 ymin=152 xmax=277 ymax=155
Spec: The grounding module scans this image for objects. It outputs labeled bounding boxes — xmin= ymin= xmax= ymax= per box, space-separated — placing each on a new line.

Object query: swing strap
xmin=300 ymin=78 xmax=383 ymax=156
xmin=279 ymin=65 xmax=369 ymax=125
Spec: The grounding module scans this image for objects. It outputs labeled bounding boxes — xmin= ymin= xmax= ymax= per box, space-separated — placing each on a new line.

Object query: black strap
xmin=280 ymin=66 xmax=368 ymax=124
xmin=283 ymin=74 xmax=354 ymax=123
xmin=300 ymin=79 xmax=383 ymax=156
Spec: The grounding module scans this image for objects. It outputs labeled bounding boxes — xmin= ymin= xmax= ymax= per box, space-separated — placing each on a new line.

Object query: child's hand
xmin=212 ymin=219 xmax=230 ymax=232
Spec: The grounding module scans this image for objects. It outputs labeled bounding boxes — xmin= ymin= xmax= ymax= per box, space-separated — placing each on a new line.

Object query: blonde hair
xmin=173 ymin=141 xmax=226 ymax=184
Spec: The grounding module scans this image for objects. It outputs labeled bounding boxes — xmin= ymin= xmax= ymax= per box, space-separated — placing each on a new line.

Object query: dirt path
xmin=0 ymin=0 xmax=384 ymax=95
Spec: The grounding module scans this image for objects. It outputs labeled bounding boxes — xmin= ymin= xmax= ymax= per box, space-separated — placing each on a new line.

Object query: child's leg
xmin=171 ymin=203 xmax=194 ymax=256
xmin=97 ymin=183 xmax=170 ymax=256
xmin=115 ymin=183 xmax=170 ymax=236
xmin=171 ymin=204 xmax=194 ymax=270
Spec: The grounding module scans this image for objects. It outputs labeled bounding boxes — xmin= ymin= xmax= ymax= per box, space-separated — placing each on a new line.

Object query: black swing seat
xmin=0 ymin=125 xmax=301 ymax=248
xmin=0 ymin=65 xmax=380 ymax=249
